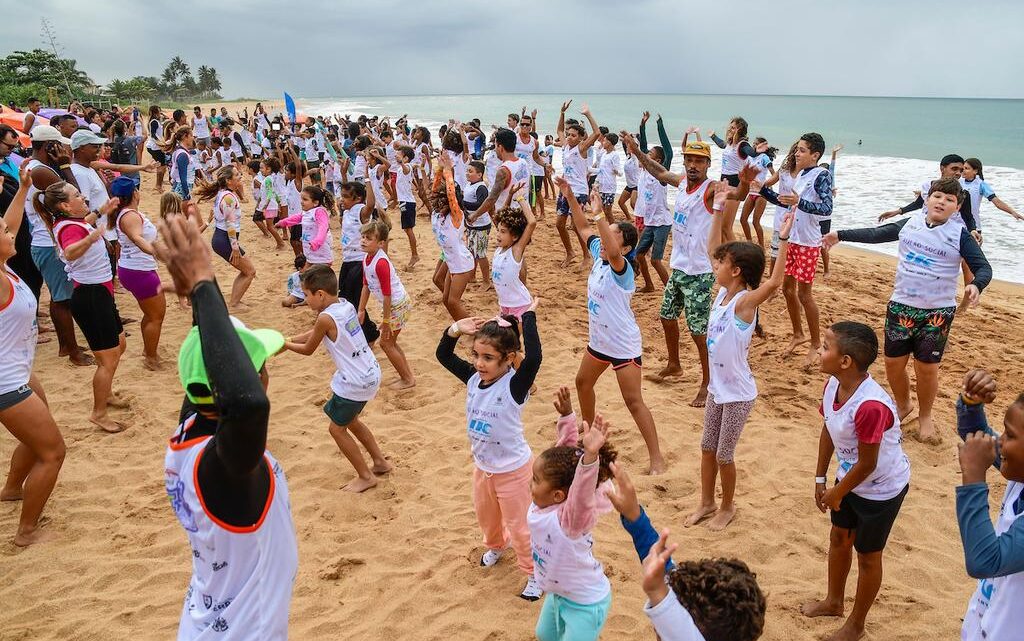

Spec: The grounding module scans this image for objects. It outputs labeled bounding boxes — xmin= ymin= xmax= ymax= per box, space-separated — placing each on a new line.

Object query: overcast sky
xmin=7 ymin=0 xmax=1023 ymax=99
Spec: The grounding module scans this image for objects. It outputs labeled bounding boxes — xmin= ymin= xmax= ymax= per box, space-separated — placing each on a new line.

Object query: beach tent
xmin=0 ymin=106 xmax=50 ymax=147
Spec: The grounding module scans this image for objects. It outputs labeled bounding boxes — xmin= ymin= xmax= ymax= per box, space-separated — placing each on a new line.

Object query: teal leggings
xmin=535 ymin=592 xmax=612 ymax=641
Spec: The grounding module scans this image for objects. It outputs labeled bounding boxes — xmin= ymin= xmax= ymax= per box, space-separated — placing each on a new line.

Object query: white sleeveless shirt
xmin=562 ymin=145 xmax=589 ymax=196
xmin=514 ymin=135 xmax=538 ymax=174
xmin=670 ymin=178 xmax=714 ymax=276
xmin=24 ymin=159 xmax=56 ymax=248
xmin=431 ymin=211 xmax=475 ymax=275
xmin=587 ymin=238 xmax=642 ymax=359
xmin=789 ymin=166 xmax=826 ymax=248
xmin=706 ymin=289 xmax=757 ymax=403
xmin=491 ymin=246 xmax=532 ymax=309
xmin=961 ymin=481 xmax=1024 ymax=641
xmin=446 ymin=150 xmax=468 ymax=194
xmin=395 ymin=165 xmax=414 ymax=203
xmin=500 ymin=158 xmax=530 ymax=210
xmin=116 ymin=209 xmax=159 ymax=271
xmin=892 ymin=215 xmax=963 ymax=309
xmin=298 ymin=206 xmax=334 ymax=265
xmin=53 ymin=218 xmax=112 ymax=285
xmin=464 ymin=369 xmax=531 ymax=474
xmin=822 ymin=375 xmax=910 ymax=500
xmin=721 ymin=142 xmax=743 ymax=175
xmin=321 ymin=301 xmax=381 ymax=402
xmin=0 ymin=269 xmax=38 ymax=395
xmin=213 ymin=190 xmax=241 ymax=234
xmin=528 ymin=500 xmax=611 ymax=605
xmin=773 ymin=169 xmax=799 ymax=232
xmin=340 ymin=203 xmax=366 ymax=263
xmin=193 ymin=116 xmax=210 ymax=139
xmin=164 ymin=431 xmax=298 ymax=641
xmin=623 ymin=154 xmax=639 ymax=188
xmin=364 ymin=250 xmax=408 ymax=305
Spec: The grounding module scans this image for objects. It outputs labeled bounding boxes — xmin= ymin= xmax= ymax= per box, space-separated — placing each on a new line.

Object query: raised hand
xmin=738 ymin=163 xmax=760 ymax=184
xmin=959 ymin=431 xmax=996 ymax=485
xmin=454 ymin=316 xmax=486 ymax=336
xmin=581 ymin=414 xmax=610 ymax=458
xmin=641 ymin=111 xmax=650 ymax=124
xmin=779 ymin=211 xmax=796 ymax=238
xmin=552 ymin=385 xmax=573 ymax=417
xmin=561 ymin=100 xmax=573 ymax=113
xmin=962 ymin=369 xmax=997 ymax=404
xmin=821 ymin=231 xmax=840 ymax=249
xmin=580 ymin=104 xmax=591 ymax=117
xmin=878 ymin=209 xmax=901 ymax=222
xmin=607 ymin=462 xmax=641 ymax=521
xmin=641 ymin=530 xmax=677 ymax=604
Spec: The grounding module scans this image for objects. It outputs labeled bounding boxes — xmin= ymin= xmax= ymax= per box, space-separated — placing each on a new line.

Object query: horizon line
xmin=283 ymin=91 xmax=1022 ymax=102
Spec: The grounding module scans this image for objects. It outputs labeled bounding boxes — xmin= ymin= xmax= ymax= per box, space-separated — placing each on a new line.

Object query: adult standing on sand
xmin=0 ymin=160 xmax=66 ymax=547
xmin=0 ymin=124 xmax=45 ymax=300
xmin=158 ymin=214 xmax=297 ymax=641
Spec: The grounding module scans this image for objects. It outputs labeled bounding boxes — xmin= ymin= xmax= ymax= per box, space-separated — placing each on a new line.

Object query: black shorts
xmin=624 ymin=185 xmax=637 ymax=193
xmin=530 ymin=175 xmax=543 ymax=196
xmin=721 ymin=173 xmax=740 ymax=187
xmin=147 ymin=148 xmax=167 ymax=165
xmin=884 ymin=301 xmax=956 ymax=364
xmin=252 ymin=210 xmax=266 ymax=223
xmin=831 ymin=484 xmax=908 ymax=553
xmin=399 ymin=201 xmax=416 ymax=229
xmin=70 ymin=283 xmax=123 ymax=351
xmin=289 ymin=224 xmax=302 ymax=241
xmin=339 ymin=260 xmax=379 ymax=343
xmin=587 ymin=174 xmax=598 ymax=190
xmin=0 ymin=385 xmax=32 ymax=411
xmin=586 ymin=345 xmax=642 ymax=370
xmin=819 ymin=219 xmax=832 ymax=235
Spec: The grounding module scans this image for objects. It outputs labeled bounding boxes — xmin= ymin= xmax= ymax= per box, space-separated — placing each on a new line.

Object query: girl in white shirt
xmin=491 ymin=194 xmax=538 ymax=319
xmin=431 ymin=155 xmax=474 ymax=321
xmin=685 ymin=206 xmax=795 ymax=531
xmin=0 ymin=165 xmax=66 ymax=547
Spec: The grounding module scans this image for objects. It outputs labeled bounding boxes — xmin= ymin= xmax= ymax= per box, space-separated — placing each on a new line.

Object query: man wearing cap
xmin=623 ymin=133 xmax=757 ymax=407
xmin=26 ymin=125 xmax=94 ymax=366
xmin=157 ymin=214 xmax=297 ymax=640
xmin=0 ymin=123 xmax=45 ymax=298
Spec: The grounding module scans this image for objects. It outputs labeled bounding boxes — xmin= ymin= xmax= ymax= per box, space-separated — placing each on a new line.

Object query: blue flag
xmin=283 ymin=92 xmax=297 ymax=125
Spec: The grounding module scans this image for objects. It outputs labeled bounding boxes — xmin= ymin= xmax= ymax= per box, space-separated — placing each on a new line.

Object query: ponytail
xmin=965 ymin=157 xmax=985 ymax=181
xmin=303 ymin=185 xmax=335 ymax=214
xmin=33 ymin=181 xmax=72 ymax=235
xmin=160 ymin=127 xmax=192 ymax=153
xmin=193 ymin=165 xmax=235 ymax=202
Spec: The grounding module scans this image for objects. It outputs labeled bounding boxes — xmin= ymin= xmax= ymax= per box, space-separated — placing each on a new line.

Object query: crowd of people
xmin=0 ymin=96 xmax=1021 ymax=641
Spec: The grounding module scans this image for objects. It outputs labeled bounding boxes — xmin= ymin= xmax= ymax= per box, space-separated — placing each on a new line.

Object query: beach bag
xmin=111 ymin=136 xmax=133 ymax=164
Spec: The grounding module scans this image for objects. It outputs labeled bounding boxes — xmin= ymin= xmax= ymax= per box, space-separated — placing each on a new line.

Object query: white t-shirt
xmin=340 ymin=203 xmax=367 ymax=263
xmin=597 ymin=150 xmax=621 ymax=194
xmin=706 ymin=289 xmax=757 ymax=403
xmin=562 ymin=146 xmax=589 ymax=196
xmin=586 ymin=236 xmax=641 ymax=359
xmin=70 ymin=162 xmax=117 ymax=241
xmin=0 ymin=269 xmax=38 ymax=395
xmin=24 ymin=159 xmax=56 ymax=248
xmin=464 ymin=369 xmax=531 ymax=474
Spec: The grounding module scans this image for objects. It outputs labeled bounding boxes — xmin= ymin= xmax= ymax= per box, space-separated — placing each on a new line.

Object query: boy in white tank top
xmin=804 ymin=321 xmax=910 ymax=641
xmin=283 ymin=266 xmax=391 ymax=493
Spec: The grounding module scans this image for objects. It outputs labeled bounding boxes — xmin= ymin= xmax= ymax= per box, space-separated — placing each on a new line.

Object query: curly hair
xmin=667 ymin=558 xmax=766 ymax=641
xmin=493 ymin=207 xmax=528 ymax=240
xmin=430 ymin=180 xmax=463 ymax=216
xmin=538 ymin=439 xmax=618 ymax=490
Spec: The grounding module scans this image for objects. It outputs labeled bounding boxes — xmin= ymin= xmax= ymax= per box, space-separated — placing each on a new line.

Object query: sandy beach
xmin=2 ymin=161 xmax=1022 ymax=640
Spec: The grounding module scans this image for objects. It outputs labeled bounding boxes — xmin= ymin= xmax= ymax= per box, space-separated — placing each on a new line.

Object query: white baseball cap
xmin=30 ymin=125 xmax=71 ymax=145
xmin=70 ymin=129 xmax=108 ymax=150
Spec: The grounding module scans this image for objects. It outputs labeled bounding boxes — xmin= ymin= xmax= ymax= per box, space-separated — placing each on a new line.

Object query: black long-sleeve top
xmin=435 ymin=311 xmax=541 ymax=404
xmin=838 ymin=218 xmax=992 ymax=293
xmin=183 ymin=280 xmax=273 ymax=527
xmin=709 ymin=133 xmax=756 ymax=164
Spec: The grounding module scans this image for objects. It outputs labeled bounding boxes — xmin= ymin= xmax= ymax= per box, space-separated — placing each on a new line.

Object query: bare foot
xmin=803 ymin=346 xmax=821 ymax=371
xmin=558 ymin=255 xmax=577 ymax=268
xmin=144 ymin=356 xmax=164 ymax=371
xmin=36 ymin=334 xmax=53 ymax=345
xmin=684 ymin=503 xmax=717 ymax=527
xmin=897 ymin=404 xmax=917 ymax=423
xmin=14 ymin=527 xmax=56 ymax=547
xmin=177 ymin=296 xmax=191 ymax=310
xmin=824 ymin=620 xmax=866 ymax=641
xmin=911 ymin=416 xmax=942 ymax=445
xmin=0 ymin=487 xmax=23 ymax=501
xmin=230 ymin=301 xmax=252 ymax=311
xmin=646 ymin=458 xmax=667 ymax=475
xmin=343 ymin=476 xmax=378 ymax=493
xmin=69 ymin=351 xmax=95 ymax=367
xmin=690 ymin=388 xmax=708 ymax=408
xmin=707 ymin=504 xmax=736 ymax=531
xmin=801 ymin=598 xmax=844 ymax=618
xmin=387 ymin=379 xmax=416 ymax=391
xmin=646 ymin=365 xmax=683 ymax=383
xmin=483 ymin=281 xmax=493 ymax=292
xmin=783 ymin=334 xmax=809 ymax=357
xmin=107 ymin=393 xmax=131 ymax=409
xmin=405 ymin=255 xmax=420 ymax=271
xmin=275 ymin=242 xmax=287 ymax=251
xmin=372 ymin=461 xmax=394 ymax=475
xmin=90 ymin=416 xmax=128 ymax=433
xmin=639 ymin=285 xmax=656 ymax=293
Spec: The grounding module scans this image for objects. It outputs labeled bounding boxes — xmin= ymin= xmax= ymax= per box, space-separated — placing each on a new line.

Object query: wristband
xmin=815 ymin=476 xmax=827 ymax=484
xmin=59 ymin=164 xmax=71 ymax=170
xmin=447 ymin=321 xmax=461 ymax=337
xmin=779 ymin=235 xmax=790 ymax=241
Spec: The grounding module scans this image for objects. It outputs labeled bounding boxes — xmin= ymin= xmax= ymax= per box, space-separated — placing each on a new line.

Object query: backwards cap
xmin=177 ymin=317 xmax=284 ymax=405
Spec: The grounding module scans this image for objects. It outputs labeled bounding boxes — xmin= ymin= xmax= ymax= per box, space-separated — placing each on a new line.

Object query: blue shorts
xmin=556 ymin=193 xmax=589 ymax=216
xmin=635 ymin=224 xmax=670 ymax=261
xmin=0 ymin=385 xmax=32 ymax=411
xmin=324 ymin=394 xmax=367 ymax=426
xmin=30 ymin=245 xmax=73 ymax=302
xmin=171 ymin=182 xmax=193 ymax=201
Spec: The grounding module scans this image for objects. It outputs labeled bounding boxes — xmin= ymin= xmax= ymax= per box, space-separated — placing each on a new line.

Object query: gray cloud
xmin=5 ymin=0 xmax=1023 ymax=99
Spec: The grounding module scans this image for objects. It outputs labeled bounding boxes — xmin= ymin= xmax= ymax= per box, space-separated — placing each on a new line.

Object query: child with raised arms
xmin=756 ymin=132 xmax=833 ymax=369
xmin=954 ymin=368 xmax=1024 ymax=641
xmin=282 ymin=254 xmax=308 ymax=308
xmin=431 ymin=153 xmax=473 ymax=321
xmin=633 ymin=112 xmax=673 ymax=294
xmin=435 ymin=300 xmax=543 ymax=600
xmin=284 ymin=265 xmax=389 ymax=493
xmin=393 ymin=145 xmax=420 ymax=271
xmin=358 ymin=220 xmax=415 ymax=391
xmin=554 ymin=101 xmax=603 ymax=267
xmin=245 ymin=159 xmax=273 ymax=242
xmin=530 ymin=390 xmax=617 ymax=641
xmin=595 ymin=132 xmax=622 ymax=223
xmin=960 ymin=157 xmax=1023 ymax=231
xmin=823 ymin=177 xmax=991 ymax=443
xmin=606 ymin=466 xmax=767 ymax=641
xmin=557 ymin=176 xmax=665 ymax=474
xmin=275 ymin=185 xmax=335 ymax=267
xmin=683 ymin=205 xmax=795 ymax=531
xmin=491 ymin=192 xmax=537 ymax=318
xmin=803 ymin=321 xmax=911 ymax=641
xmin=737 ymin=138 xmax=776 ymax=248
xmin=618 ymin=136 xmax=639 ymax=221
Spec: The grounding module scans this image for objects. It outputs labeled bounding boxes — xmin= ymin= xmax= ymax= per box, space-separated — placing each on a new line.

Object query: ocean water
xmin=299 ymin=94 xmax=1024 ymax=283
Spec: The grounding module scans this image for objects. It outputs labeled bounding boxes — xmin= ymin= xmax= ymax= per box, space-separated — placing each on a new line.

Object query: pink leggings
xmin=473 ymin=459 xmax=534 ymax=575
xmin=701 ymin=394 xmax=755 ymax=465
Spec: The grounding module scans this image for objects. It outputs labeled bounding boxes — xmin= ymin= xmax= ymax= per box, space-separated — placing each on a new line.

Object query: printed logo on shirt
xmin=203 ymin=594 xmax=213 ymax=609
xmin=211 ymin=617 xmax=229 ymax=632
xmin=587 ymin=298 xmax=601 ymax=316
xmin=468 ymin=419 xmax=492 ymax=436
xmin=904 ymin=251 xmax=935 ymax=268
xmin=345 ymin=316 xmax=361 ymax=337
xmin=212 ymin=561 xmax=228 ymax=572
xmin=166 ymin=471 xmax=198 ymax=532
xmin=674 ymin=211 xmax=689 ymax=227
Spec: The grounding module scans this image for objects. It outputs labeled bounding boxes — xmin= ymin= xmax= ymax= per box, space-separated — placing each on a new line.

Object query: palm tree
xmin=196 ymin=65 xmax=212 ymax=95
xmin=206 ymin=67 xmax=222 ymax=93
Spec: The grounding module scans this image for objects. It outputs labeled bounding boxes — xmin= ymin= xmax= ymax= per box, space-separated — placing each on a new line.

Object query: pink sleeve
xmin=276 ymin=213 xmax=302 ymax=228
xmin=555 ymin=412 xmax=580 ymax=447
xmin=310 ymin=207 xmax=330 ymax=250
xmin=559 ymin=458 xmax=599 ymax=539
xmin=57 ymin=224 xmax=89 ymax=249
xmin=853 ymin=401 xmax=894 ymax=444
xmin=374 ymin=257 xmax=392 ymax=296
